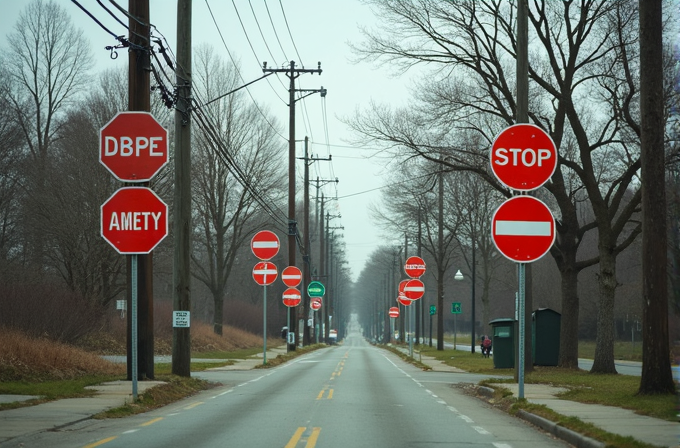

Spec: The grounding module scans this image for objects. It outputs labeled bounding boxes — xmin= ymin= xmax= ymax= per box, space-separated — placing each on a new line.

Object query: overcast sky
xmin=0 ymin=0 xmax=420 ymax=281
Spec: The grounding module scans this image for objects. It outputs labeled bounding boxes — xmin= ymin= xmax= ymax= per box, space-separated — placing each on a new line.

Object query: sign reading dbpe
xmin=100 ymin=112 xmax=168 ymax=182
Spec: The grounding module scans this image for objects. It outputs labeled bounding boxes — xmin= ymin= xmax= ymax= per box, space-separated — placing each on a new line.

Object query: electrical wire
xmin=263 ymin=0 xmax=289 ymax=62
xmin=70 ymin=0 xmax=123 ymax=40
xmin=278 ymin=0 xmax=303 ymax=66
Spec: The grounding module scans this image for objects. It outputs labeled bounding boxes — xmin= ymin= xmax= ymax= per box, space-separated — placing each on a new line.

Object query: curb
xmin=516 ymin=410 xmax=605 ymax=448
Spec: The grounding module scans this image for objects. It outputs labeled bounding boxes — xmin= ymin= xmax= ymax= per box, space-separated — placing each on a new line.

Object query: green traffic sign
xmin=429 ymin=305 xmax=436 ymax=315
xmin=451 ymin=302 xmax=462 ymax=314
xmin=307 ymin=281 xmax=325 ymax=297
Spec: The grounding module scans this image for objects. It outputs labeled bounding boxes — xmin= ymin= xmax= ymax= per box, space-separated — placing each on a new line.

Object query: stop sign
xmin=101 ymin=187 xmax=168 ymax=254
xmin=251 ymin=230 xmax=280 ymax=260
xmin=491 ymin=195 xmax=555 ymax=262
xmin=282 ymin=288 xmax=302 ymax=307
xmin=281 ymin=266 xmax=302 ymax=287
xmin=252 ymin=261 xmax=277 ymax=286
xmin=310 ymin=297 xmax=322 ymax=311
xmin=404 ymin=256 xmax=426 ymax=278
xmin=490 ymin=124 xmax=557 ymax=191
xmin=403 ymin=279 xmax=425 ymax=300
xmin=100 ymin=112 xmax=168 ymax=182
xmin=389 ymin=307 xmax=399 ymax=318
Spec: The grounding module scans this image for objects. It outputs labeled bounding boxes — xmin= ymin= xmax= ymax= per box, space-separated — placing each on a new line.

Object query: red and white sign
xmin=403 ymin=279 xmax=425 ymax=300
xmin=101 ymin=187 xmax=168 ymax=254
xmin=389 ymin=307 xmax=399 ymax=318
xmin=490 ymin=124 xmax=557 ymax=191
xmin=282 ymin=288 xmax=302 ymax=307
xmin=281 ymin=266 xmax=302 ymax=287
xmin=310 ymin=297 xmax=322 ymax=311
xmin=398 ymin=279 xmax=409 ymax=294
xmin=252 ymin=261 xmax=277 ymax=286
xmin=491 ymin=195 xmax=555 ymax=263
xmin=251 ymin=230 xmax=280 ymax=260
xmin=100 ymin=112 xmax=168 ymax=182
xmin=404 ymin=256 xmax=426 ymax=278
xmin=397 ymin=295 xmax=413 ymax=306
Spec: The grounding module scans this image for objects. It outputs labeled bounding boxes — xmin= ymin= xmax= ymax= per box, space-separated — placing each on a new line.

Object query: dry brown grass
xmin=189 ymin=322 xmax=263 ymax=353
xmin=0 ymin=328 xmax=124 ymax=382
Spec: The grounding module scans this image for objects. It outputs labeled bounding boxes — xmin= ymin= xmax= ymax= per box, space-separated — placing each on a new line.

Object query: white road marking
xmin=459 ymin=415 xmax=474 ymax=423
xmin=473 ymin=426 xmax=490 ymax=435
xmin=447 ymin=406 xmax=459 ymax=413
xmin=493 ymin=443 xmax=513 ymax=448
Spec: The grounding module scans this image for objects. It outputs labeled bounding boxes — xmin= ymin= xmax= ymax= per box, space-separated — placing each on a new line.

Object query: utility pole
xmin=127 ymin=0 xmax=154 ymax=381
xmin=262 ymin=61 xmax=323 ymax=352
xmin=299 ymin=138 xmax=332 ymax=345
xmin=172 ymin=0 xmax=192 ymax=376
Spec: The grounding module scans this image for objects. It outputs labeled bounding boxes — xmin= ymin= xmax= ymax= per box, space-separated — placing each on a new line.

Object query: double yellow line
xmin=284 ymin=427 xmax=321 ymax=448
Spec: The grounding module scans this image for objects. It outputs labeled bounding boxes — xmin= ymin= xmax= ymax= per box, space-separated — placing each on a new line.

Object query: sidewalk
xmin=0 ymin=346 xmax=288 ymax=444
xmin=396 ymin=346 xmax=678 ymax=448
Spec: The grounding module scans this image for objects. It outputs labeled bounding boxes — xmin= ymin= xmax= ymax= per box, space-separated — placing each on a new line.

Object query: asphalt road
xmin=17 ymin=332 xmax=571 ymax=448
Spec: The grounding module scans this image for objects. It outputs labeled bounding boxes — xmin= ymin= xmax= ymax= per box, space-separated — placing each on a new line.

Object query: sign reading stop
xmin=100 ymin=112 xmax=168 ymax=182
xmin=282 ymin=288 xmax=302 ymax=307
xmin=281 ymin=266 xmax=302 ymax=287
xmin=101 ymin=187 xmax=168 ymax=254
xmin=310 ymin=297 xmax=322 ymax=311
xmin=251 ymin=230 xmax=280 ymax=260
xmin=490 ymin=124 xmax=557 ymax=191
xmin=403 ymin=279 xmax=425 ymax=300
xmin=389 ymin=307 xmax=399 ymax=318
xmin=404 ymin=256 xmax=426 ymax=278
xmin=491 ymin=195 xmax=555 ymax=262
xmin=252 ymin=261 xmax=277 ymax=286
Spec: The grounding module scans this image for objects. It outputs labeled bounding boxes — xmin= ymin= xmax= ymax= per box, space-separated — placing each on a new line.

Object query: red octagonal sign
xmin=100 ymin=112 xmax=169 ymax=182
xmin=491 ymin=195 xmax=556 ymax=263
xmin=490 ymin=123 xmax=557 ymax=191
xmin=101 ymin=187 xmax=168 ymax=254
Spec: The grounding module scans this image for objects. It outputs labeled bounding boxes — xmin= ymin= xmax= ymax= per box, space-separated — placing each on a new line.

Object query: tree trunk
xmin=436 ymin=267 xmax=445 ymax=350
xmin=558 ymin=267 xmax=580 ymax=368
xmin=591 ymin=240 xmax=617 ymax=373
xmin=213 ymin=292 xmax=223 ymax=336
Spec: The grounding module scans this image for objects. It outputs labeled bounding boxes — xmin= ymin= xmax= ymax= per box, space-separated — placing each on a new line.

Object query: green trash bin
xmin=532 ymin=308 xmax=561 ymax=366
xmin=489 ymin=318 xmax=516 ymax=369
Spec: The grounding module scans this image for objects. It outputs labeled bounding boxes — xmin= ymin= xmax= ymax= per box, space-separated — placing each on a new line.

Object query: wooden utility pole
xmin=172 ymin=0 xmax=192 ymax=377
xmin=127 ymin=0 xmax=154 ymax=381
xmin=262 ymin=61 xmax=322 ymax=351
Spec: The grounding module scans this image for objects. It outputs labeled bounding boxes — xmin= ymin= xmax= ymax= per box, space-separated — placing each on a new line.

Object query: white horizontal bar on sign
xmin=495 ymin=220 xmax=551 ymax=236
xmin=253 ymin=241 xmax=279 ymax=248
xmin=282 ymin=274 xmax=301 ymax=279
xmin=254 ymin=268 xmax=277 ymax=275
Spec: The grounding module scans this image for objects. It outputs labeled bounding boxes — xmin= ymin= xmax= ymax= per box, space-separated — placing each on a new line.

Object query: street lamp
xmin=454 ymin=268 xmax=476 ymax=354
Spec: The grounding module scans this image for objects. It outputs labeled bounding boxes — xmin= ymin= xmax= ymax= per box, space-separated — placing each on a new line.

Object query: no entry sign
xmin=251 ymin=230 xmax=280 ymax=260
xmin=310 ymin=297 xmax=322 ymax=311
xmin=282 ymin=288 xmax=302 ymax=307
xmin=281 ymin=266 xmax=302 ymax=287
xmin=490 ymin=124 xmax=557 ymax=191
xmin=403 ymin=279 xmax=425 ymax=300
xmin=397 ymin=294 xmax=413 ymax=306
xmin=100 ymin=187 xmax=168 ymax=254
xmin=491 ymin=195 xmax=555 ymax=262
xmin=404 ymin=256 xmax=426 ymax=278
xmin=252 ymin=261 xmax=278 ymax=286
xmin=389 ymin=307 xmax=399 ymax=318
xmin=100 ymin=112 xmax=168 ymax=182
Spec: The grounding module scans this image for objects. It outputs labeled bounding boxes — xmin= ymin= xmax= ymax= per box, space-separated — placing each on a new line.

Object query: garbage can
xmin=489 ymin=318 xmax=516 ymax=369
xmin=532 ymin=308 xmax=561 ymax=366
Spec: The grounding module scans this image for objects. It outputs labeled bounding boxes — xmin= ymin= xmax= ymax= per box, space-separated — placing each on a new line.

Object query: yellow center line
xmin=284 ymin=427 xmax=306 ymax=448
xmin=185 ymin=401 xmax=204 ymax=410
xmin=316 ymin=389 xmax=325 ymax=400
xmin=327 ymin=389 xmax=334 ymax=399
xmin=140 ymin=417 xmax=164 ymax=427
xmin=82 ymin=436 xmax=117 ymax=448
xmin=306 ymin=427 xmax=322 ymax=447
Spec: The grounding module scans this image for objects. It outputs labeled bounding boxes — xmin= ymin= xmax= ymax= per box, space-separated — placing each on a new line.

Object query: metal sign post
xmin=263 ymin=284 xmax=267 ymax=365
xmin=131 ymin=255 xmax=138 ymax=401
xmin=518 ymin=263 xmax=526 ymax=398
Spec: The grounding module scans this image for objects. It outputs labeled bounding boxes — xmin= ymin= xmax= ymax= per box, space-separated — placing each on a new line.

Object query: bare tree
xmin=6 ymin=0 xmax=93 ymax=268
xmin=190 ymin=46 xmax=286 ymax=335
xmin=346 ymin=1 xmax=676 ymax=374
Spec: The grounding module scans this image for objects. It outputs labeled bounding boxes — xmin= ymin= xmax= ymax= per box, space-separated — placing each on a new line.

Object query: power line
xmin=263 ymin=0 xmax=289 ymax=62
xmin=278 ymin=0 xmax=303 ymax=66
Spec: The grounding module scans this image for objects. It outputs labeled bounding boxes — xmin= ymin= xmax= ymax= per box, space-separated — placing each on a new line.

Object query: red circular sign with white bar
xmin=282 ymin=288 xmax=302 ymax=307
xmin=397 ymin=294 xmax=413 ymax=306
xmin=251 ymin=230 xmax=280 ymax=260
xmin=389 ymin=307 xmax=399 ymax=318
xmin=281 ymin=266 xmax=302 ymax=287
xmin=310 ymin=297 xmax=322 ymax=311
xmin=404 ymin=256 xmax=426 ymax=278
xmin=491 ymin=195 xmax=556 ymax=262
xmin=252 ymin=261 xmax=278 ymax=286
xmin=403 ymin=279 xmax=425 ymax=300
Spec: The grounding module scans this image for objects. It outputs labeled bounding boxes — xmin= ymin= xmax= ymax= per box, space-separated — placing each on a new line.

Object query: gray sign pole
xmin=131 ymin=254 xmax=138 ymax=401
xmin=263 ymin=284 xmax=267 ymax=365
xmin=518 ymin=262 xmax=526 ymax=399
xmin=409 ymin=304 xmax=414 ymax=357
